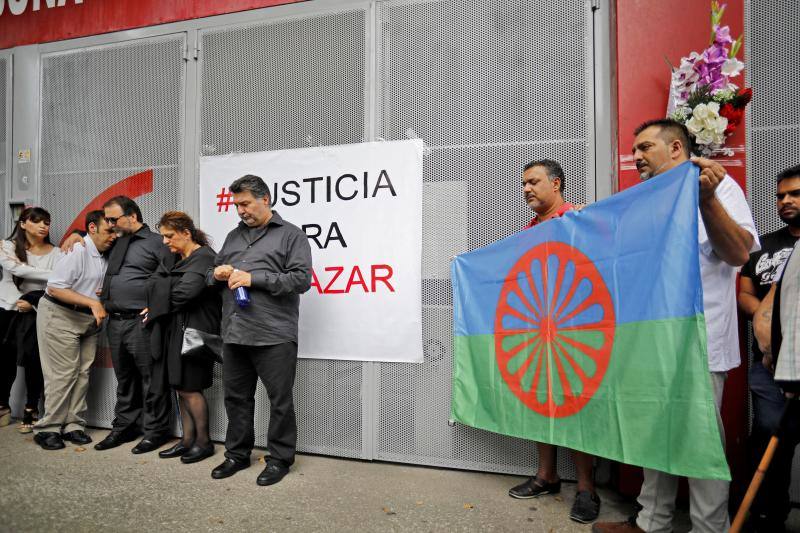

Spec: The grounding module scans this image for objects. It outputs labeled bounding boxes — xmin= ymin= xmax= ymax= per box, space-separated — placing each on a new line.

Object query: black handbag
xmin=181 ymin=327 xmax=223 ymax=364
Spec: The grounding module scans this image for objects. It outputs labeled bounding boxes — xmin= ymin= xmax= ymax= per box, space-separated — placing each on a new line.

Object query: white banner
xmin=199 ymin=140 xmax=424 ymax=363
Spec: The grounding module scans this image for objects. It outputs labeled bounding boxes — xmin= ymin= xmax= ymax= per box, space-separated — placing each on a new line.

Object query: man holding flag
xmin=593 ymin=119 xmax=759 ymax=532
xmin=506 ymin=159 xmax=601 ymax=524
xmin=450 ymin=117 xmax=758 ymax=533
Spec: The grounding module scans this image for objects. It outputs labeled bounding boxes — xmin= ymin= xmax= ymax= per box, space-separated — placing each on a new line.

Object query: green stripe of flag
xmin=451 ymin=315 xmax=729 ymax=480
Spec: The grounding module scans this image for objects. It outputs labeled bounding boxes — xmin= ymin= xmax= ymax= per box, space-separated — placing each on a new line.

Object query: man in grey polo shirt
xmin=33 ymin=211 xmax=116 ymax=450
xmin=93 ymin=196 xmax=174 ymax=453
xmin=208 ymin=174 xmax=312 ymax=486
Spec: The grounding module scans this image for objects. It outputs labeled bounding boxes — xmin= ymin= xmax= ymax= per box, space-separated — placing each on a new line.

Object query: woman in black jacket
xmin=146 ymin=211 xmax=221 ymax=464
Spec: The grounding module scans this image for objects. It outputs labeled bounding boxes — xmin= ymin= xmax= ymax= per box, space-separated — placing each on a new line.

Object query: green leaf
xmin=730 ymin=35 xmax=743 ymax=58
xmin=687 ymin=85 xmax=714 ymax=109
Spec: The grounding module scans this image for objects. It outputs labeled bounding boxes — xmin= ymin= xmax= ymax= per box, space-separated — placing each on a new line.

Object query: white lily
xmin=721 ymin=57 xmax=744 ymax=77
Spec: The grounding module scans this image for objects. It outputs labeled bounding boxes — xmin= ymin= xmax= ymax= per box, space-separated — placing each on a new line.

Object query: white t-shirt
xmin=698 ymin=175 xmax=760 ymax=372
xmin=0 ymin=240 xmax=62 ymax=310
xmin=47 ymin=237 xmax=108 ymax=300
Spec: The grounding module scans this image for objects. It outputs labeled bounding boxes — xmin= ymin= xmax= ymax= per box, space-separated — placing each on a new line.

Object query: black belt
xmin=109 ymin=310 xmax=141 ymax=320
xmin=43 ymin=293 xmax=93 ymax=315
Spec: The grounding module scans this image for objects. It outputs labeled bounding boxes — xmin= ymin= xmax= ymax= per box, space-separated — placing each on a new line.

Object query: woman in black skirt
xmin=145 ymin=211 xmax=221 ymax=464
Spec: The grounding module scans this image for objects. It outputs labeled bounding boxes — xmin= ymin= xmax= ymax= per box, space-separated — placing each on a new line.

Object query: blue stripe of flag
xmin=452 ymin=161 xmax=703 ymax=336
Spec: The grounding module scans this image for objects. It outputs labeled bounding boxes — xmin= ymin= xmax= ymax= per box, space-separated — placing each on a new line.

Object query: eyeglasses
xmin=105 ymin=215 xmax=128 ymax=225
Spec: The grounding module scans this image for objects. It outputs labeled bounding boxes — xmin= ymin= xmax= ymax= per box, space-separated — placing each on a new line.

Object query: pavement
xmin=3 ymin=423 xmax=799 ymax=532
xmin=0 ymin=424 xmax=640 ymax=533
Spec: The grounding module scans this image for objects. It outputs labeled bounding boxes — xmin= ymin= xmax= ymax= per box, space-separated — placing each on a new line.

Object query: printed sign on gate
xmin=199 ymin=140 xmax=424 ymax=363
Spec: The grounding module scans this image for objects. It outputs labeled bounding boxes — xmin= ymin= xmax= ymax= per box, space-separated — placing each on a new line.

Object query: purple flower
xmin=713 ymin=24 xmax=733 ymax=46
xmin=704 ymin=44 xmax=728 ymax=65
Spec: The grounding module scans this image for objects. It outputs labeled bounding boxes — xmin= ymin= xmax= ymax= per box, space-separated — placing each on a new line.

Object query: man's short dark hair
xmin=777 ymin=164 xmax=800 ymax=184
xmin=85 ymin=210 xmax=105 ymax=232
xmin=523 ymin=159 xmax=565 ymax=193
xmin=634 ymin=118 xmax=693 ymax=157
xmin=230 ymin=174 xmax=271 ymax=200
xmin=103 ymin=195 xmax=143 ymax=222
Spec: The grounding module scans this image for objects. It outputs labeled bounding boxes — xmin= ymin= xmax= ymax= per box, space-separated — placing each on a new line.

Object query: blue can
xmin=234 ymin=286 xmax=250 ymax=308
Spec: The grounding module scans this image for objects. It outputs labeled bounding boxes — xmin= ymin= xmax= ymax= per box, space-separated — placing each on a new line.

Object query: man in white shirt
xmin=593 ymin=119 xmax=760 ymax=533
xmin=32 ymin=211 xmax=116 ymax=450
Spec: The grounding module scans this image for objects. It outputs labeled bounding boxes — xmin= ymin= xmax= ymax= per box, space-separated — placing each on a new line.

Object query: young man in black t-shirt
xmin=737 ymin=164 xmax=800 ymax=533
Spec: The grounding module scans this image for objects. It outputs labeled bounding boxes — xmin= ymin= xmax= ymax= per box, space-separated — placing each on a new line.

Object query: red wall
xmin=615 ymin=0 xmax=748 ymax=501
xmin=0 ymin=0 xmax=305 ymax=50
xmin=616 ymin=0 xmax=746 ymax=191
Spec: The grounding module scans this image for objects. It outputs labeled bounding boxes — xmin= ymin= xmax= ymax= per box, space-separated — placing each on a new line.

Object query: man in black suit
xmin=91 ymin=196 xmax=174 ymax=453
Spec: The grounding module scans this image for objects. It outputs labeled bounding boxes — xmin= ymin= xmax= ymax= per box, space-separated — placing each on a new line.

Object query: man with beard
xmin=737 ymin=164 xmax=800 ymax=532
xmin=93 ymin=196 xmax=174 ymax=453
xmin=208 ymin=174 xmax=312 ymax=486
xmin=593 ymin=118 xmax=759 ymax=533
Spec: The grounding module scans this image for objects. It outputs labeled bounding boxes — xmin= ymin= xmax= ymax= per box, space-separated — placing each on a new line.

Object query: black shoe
xmin=181 ymin=444 xmax=215 ymax=464
xmin=256 ymin=461 xmax=289 ymax=486
xmin=508 ymin=476 xmax=561 ymax=499
xmin=33 ymin=432 xmax=65 ymax=450
xmin=62 ymin=430 xmax=92 ymax=445
xmin=131 ymin=435 xmax=171 ymax=454
xmin=159 ymin=441 xmax=191 ymax=459
xmin=211 ymin=458 xmax=249 ymax=479
xmin=94 ymin=430 xmax=140 ymax=451
xmin=570 ymin=491 xmax=601 ymax=523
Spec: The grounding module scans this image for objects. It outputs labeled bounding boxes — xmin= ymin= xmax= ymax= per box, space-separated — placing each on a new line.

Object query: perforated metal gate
xmin=33 ymin=0 xmax=595 ymax=476
xmin=0 ymin=55 xmax=7 ymax=224
xmin=37 ymin=35 xmax=186 ymax=426
xmin=745 ymin=0 xmax=800 ymax=502
xmin=373 ymin=0 xmax=591 ymax=474
xmin=39 ymin=35 xmax=185 ymax=236
xmin=200 ymin=0 xmax=593 ymax=474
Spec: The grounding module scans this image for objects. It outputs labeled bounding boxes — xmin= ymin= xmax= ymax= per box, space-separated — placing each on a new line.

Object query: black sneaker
xmin=570 ymin=490 xmax=601 ymax=523
xmin=508 ymin=476 xmax=561 ymax=499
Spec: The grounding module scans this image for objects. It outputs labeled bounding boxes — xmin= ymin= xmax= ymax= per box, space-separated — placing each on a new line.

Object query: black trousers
xmin=749 ymin=361 xmax=800 ymax=527
xmin=21 ymin=344 xmax=43 ymax=409
xmin=107 ymin=317 xmax=171 ymax=438
xmin=223 ymin=342 xmax=298 ymax=466
xmin=0 ymin=310 xmax=16 ymax=408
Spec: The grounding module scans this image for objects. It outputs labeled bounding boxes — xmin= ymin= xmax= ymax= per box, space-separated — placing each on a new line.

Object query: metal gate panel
xmin=376 ymin=0 xmax=592 ymax=475
xmin=39 ymin=35 xmax=186 ymax=243
xmin=38 ymin=35 xmax=186 ymax=426
xmin=200 ymin=10 xmax=367 ymax=157
xmin=746 ymin=0 xmax=800 ymax=502
xmin=199 ymin=8 xmax=369 ymax=458
xmin=0 ymin=55 xmax=6 ymax=201
xmin=747 ymin=0 xmax=800 ymax=235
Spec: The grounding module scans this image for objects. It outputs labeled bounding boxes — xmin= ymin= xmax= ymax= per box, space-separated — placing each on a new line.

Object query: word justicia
xmin=268 ymin=170 xmax=397 ymax=207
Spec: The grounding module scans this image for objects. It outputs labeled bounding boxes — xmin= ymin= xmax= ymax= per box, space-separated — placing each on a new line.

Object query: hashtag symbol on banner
xmin=216 ymin=187 xmax=234 ymax=212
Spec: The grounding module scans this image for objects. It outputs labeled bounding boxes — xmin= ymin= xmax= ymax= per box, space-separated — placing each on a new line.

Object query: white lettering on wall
xmin=2 ymin=0 xmax=82 ymax=16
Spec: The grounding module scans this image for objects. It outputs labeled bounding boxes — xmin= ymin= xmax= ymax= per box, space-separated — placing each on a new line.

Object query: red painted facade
xmin=616 ymin=0 xmax=746 ymax=191
xmin=0 ymin=0 xmax=305 ymax=50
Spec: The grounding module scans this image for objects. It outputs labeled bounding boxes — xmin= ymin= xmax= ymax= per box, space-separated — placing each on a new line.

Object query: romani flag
xmin=451 ymin=161 xmax=729 ymax=480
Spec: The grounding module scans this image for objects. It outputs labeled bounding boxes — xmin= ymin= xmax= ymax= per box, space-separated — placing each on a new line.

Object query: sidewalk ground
xmin=0 ymin=424 xmax=795 ymax=532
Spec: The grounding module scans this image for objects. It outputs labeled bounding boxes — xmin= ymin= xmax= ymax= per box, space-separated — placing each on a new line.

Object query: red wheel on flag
xmin=494 ymin=242 xmax=615 ymax=418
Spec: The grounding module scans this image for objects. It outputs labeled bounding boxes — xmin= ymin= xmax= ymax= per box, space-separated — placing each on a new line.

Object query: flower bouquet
xmin=666 ymin=1 xmax=752 ymax=157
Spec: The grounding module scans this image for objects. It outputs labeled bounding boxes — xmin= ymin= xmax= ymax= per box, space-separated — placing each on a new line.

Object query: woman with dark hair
xmin=0 ymin=207 xmax=62 ymax=431
xmin=145 ymin=211 xmax=220 ymax=464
